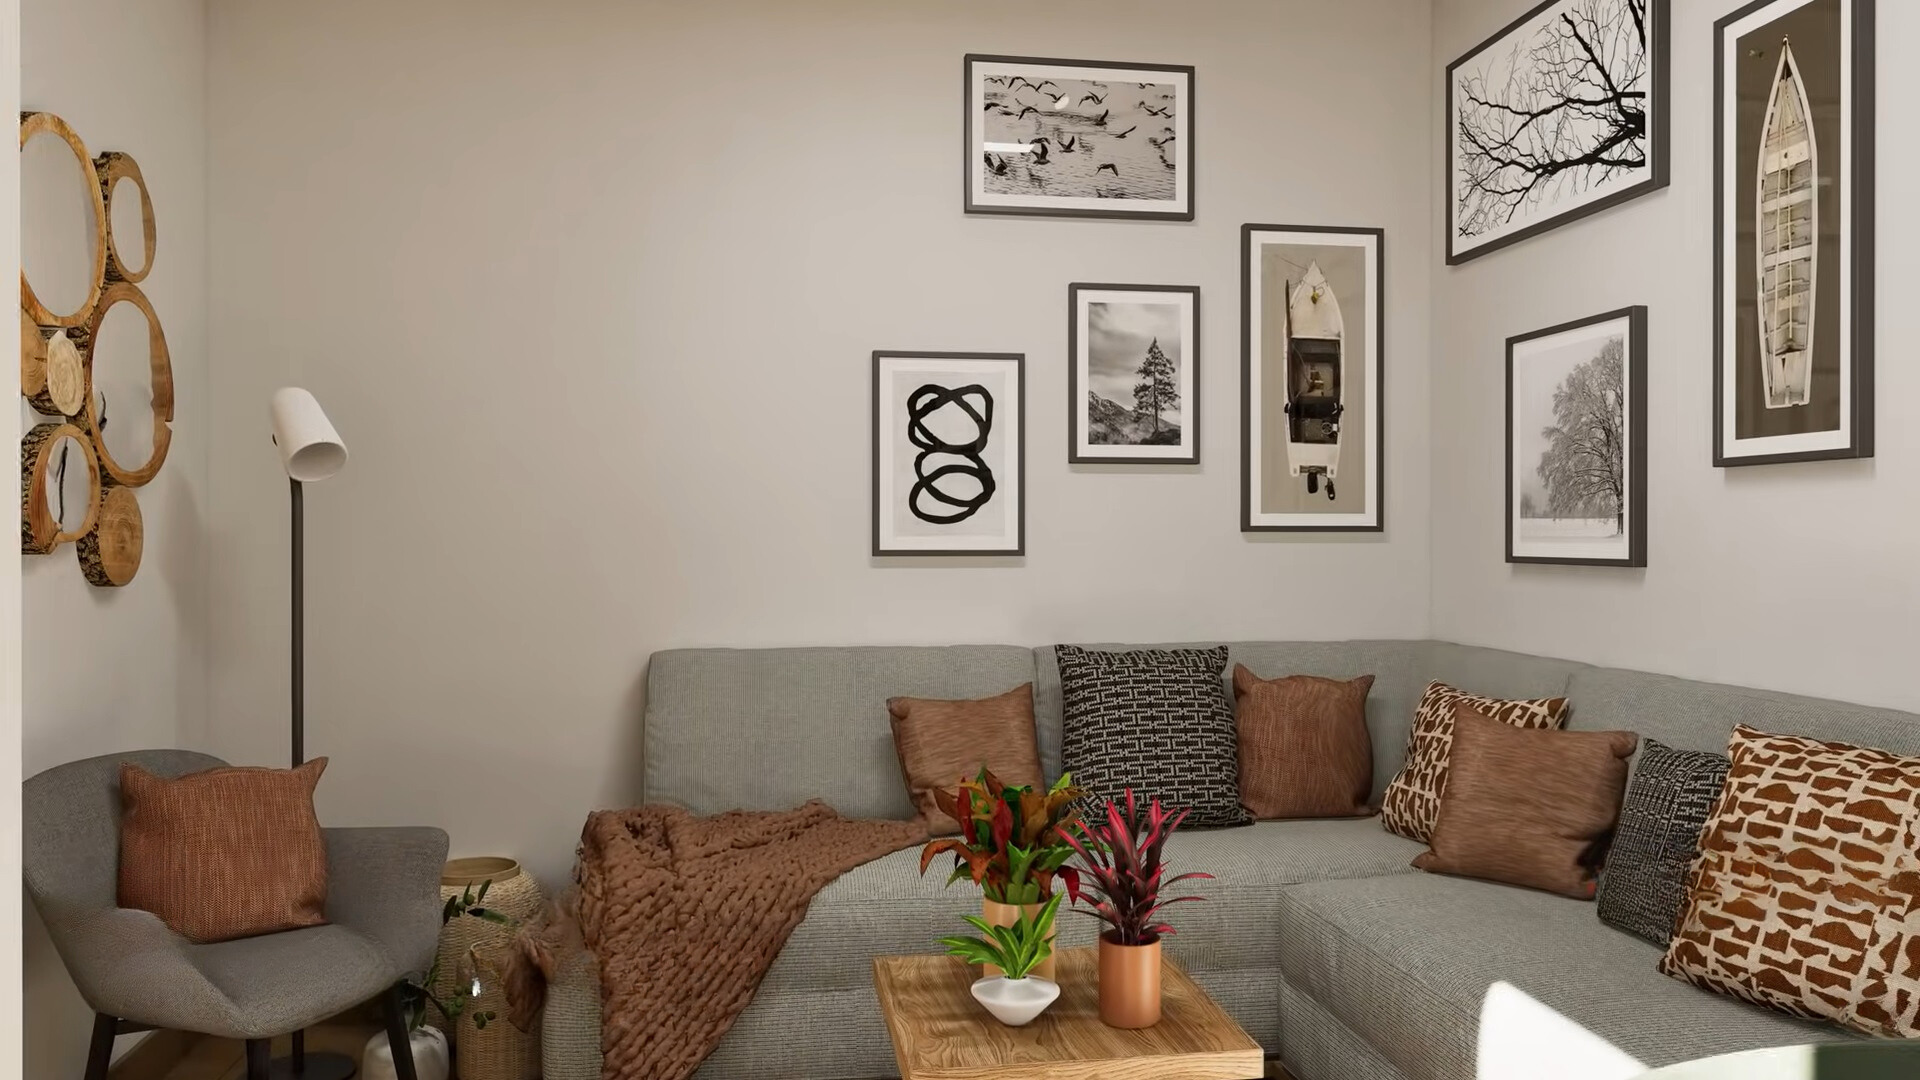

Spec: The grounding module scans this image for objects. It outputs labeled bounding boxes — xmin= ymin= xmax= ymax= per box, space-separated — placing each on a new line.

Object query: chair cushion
xmin=759 ymin=818 xmax=1425 ymax=996
xmin=118 ymin=758 xmax=329 ymax=943
xmin=1276 ymin=873 xmax=1857 ymax=1080
xmin=185 ymin=924 xmax=397 ymax=1039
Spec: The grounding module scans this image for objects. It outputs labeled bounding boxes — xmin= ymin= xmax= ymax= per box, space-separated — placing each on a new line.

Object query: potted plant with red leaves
xmin=919 ymin=767 xmax=1084 ymax=980
xmin=1059 ymin=789 xmax=1212 ymax=1029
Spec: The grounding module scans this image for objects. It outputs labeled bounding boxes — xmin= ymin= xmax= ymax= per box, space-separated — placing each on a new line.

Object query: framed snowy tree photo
xmin=1447 ymin=0 xmax=1669 ymax=264
xmin=1506 ymin=307 xmax=1647 ymax=567
xmin=1067 ymin=283 xmax=1199 ymax=464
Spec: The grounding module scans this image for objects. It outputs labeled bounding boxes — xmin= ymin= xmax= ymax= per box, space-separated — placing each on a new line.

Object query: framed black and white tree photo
xmin=964 ymin=54 xmax=1193 ymax=221
xmin=1506 ymin=307 xmax=1647 ymax=567
xmin=1241 ymin=225 xmax=1383 ymax=533
xmin=1068 ymin=283 xmax=1199 ymax=464
xmin=872 ymin=351 xmax=1024 ymax=557
xmin=1713 ymin=0 xmax=1874 ymax=466
xmin=1447 ymin=0 xmax=1669 ymax=264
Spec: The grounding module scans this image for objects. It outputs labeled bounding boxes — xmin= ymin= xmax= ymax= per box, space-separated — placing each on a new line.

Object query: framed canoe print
xmin=1446 ymin=0 xmax=1670 ymax=263
xmin=1714 ymin=0 xmax=1875 ymax=466
xmin=1067 ymin=283 xmax=1199 ymax=464
xmin=964 ymin=54 xmax=1193 ymax=221
xmin=1506 ymin=307 xmax=1648 ymax=567
xmin=1240 ymin=225 xmax=1383 ymax=533
xmin=872 ymin=351 xmax=1024 ymax=557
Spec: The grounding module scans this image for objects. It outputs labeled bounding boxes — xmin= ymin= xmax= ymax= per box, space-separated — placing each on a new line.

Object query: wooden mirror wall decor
xmin=18 ymin=111 xmax=169 ymax=587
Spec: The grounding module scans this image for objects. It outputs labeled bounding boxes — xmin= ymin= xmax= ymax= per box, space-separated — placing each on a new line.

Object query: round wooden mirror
xmin=98 ymin=152 xmax=155 ymax=283
xmin=19 ymin=113 xmax=106 ymax=328
xmin=20 ymin=422 xmax=99 ymax=553
xmin=83 ymin=282 xmax=172 ymax=486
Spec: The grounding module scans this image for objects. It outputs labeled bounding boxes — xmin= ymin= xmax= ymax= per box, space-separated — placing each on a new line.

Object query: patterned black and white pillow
xmin=1056 ymin=645 xmax=1250 ymax=830
xmin=1596 ymin=739 xmax=1731 ymax=946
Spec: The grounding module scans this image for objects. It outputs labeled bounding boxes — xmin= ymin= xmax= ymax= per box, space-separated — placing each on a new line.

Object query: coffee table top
xmin=872 ymin=948 xmax=1264 ymax=1080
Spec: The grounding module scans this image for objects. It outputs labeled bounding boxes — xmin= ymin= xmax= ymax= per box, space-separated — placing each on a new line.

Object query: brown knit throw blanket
xmin=571 ymin=801 xmax=925 ymax=1080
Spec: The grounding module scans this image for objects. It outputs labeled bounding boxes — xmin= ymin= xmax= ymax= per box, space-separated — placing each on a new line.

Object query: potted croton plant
xmin=919 ymin=768 xmax=1084 ymax=980
xmin=938 ymin=893 xmax=1063 ymax=1027
xmin=1060 ymin=789 xmax=1212 ymax=1030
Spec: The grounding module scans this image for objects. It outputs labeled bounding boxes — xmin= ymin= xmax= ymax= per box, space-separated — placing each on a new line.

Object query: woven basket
xmin=434 ymin=857 xmax=544 ymax=1080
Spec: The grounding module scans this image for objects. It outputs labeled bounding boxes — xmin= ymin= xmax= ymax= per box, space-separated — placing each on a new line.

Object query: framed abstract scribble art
xmin=872 ymin=351 xmax=1025 ymax=556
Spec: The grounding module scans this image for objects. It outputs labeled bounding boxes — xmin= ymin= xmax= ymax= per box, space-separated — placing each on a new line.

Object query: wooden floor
xmin=143 ymin=1020 xmax=379 ymax=1080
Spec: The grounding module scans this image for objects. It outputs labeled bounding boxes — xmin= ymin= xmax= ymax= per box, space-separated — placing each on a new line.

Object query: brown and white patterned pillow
xmin=1379 ymin=682 xmax=1569 ymax=842
xmin=1659 ymin=725 xmax=1920 ymax=1038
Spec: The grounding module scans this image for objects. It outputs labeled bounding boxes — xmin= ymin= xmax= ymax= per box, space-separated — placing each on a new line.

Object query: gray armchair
xmin=24 ymin=749 xmax=450 ymax=1080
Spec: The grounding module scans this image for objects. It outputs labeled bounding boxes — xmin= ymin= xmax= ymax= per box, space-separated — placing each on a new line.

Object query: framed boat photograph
xmin=1067 ymin=283 xmax=1199 ymax=464
xmin=872 ymin=351 xmax=1024 ymax=557
xmin=963 ymin=54 xmax=1193 ymax=221
xmin=1240 ymin=225 xmax=1383 ymax=533
xmin=1506 ymin=307 xmax=1648 ymax=568
xmin=1714 ymin=0 xmax=1874 ymax=466
xmin=1446 ymin=0 xmax=1669 ymax=264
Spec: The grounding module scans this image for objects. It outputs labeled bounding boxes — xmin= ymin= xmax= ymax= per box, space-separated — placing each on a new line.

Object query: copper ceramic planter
xmin=981 ymin=898 xmax=1057 ymax=981
xmin=1097 ymin=931 xmax=1162 ymax=1028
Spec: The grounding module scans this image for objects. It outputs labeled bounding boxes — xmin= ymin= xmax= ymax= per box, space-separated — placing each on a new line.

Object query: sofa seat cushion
xmin=1276 ymin=873 xmax=1857 ymax=1080
xmin=761 ymin=818 xmax=1425 ymax=995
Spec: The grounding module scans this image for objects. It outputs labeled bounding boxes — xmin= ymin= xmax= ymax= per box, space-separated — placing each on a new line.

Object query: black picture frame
xmin=871 ymin=350 xmax=1026 ymax=558
xmin=1066 ymin=282 xmax=1200 ymax=465
xmin=1445 ymin=0 xmax=1670 ymax=264
xmin=1505 ymin=306 xmax=1648 ymax=568
xmin=1712 ymin=0 xmax=1874 ymax=466
xmin=963 ymin=53 xmax=1195 ymax=222
xmin=1239 ymin=223 xmax=1386 ymax=534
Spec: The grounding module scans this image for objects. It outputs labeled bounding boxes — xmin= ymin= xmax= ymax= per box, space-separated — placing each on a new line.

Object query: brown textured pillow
xmin=1659 ymin=726 xmax=1920 ymax=1038
xmin=887 ymin=685 xmax=1043 ymax=835
xmin=1413 ymin=705 xmax=1636 ymax=899
xmin=1232 ymin=665 xmax=1375 ymax=819
xmin=118 ymin=758 xmax=330 ymax=943
xmin=1380 ymin=681 xmax=1570 ymax=842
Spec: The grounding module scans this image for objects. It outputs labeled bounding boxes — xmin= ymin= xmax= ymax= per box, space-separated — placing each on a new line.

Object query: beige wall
xmin=19 ymin=0 xmax=210 ymax=1071
xmin=204 ymin=0 xmax=1436 ymax=883
xmin=3 ymin=0 xmax=24 ymax=1071
xmin=1430 ymin=0 xmax=1920 ymax=711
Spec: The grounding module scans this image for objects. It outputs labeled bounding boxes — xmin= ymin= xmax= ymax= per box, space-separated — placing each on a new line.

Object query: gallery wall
xmin=1429 ymin=0 xmax=1920 ymax=711
xmin=19 ymin=0 xmax=211 ymax=1072
xmin=204 ymin=0 xmax=1435 ymax=883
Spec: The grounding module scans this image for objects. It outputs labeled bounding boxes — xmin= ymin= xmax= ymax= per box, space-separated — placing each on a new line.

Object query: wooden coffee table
xmin=872 ymin=947 xmax=1265 ymax=1080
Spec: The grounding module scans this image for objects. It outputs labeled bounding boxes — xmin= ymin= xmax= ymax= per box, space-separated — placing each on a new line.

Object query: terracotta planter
xmin=1097 ymin=930 xmax=1162 ymax=1029
xmin=980 ymin=898 xmax=1057 ymax=981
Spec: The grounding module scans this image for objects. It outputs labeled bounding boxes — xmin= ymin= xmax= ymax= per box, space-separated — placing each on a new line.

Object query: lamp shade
xmin=269 ymin=387 xmax=348 ymax=482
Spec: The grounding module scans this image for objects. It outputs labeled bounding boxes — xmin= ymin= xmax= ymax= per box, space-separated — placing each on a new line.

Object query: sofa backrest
xmin=1566 ymin=666 xmax=1920 ymax=758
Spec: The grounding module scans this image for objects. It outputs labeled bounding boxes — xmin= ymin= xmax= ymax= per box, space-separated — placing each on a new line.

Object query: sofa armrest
xmin=324 ymin=826 xmax=450 ymax=974
xmin=542 ymin=938 xmax=604 ymax=1080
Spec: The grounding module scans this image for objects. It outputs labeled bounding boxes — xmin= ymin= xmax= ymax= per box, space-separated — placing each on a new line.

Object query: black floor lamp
xmin=269 ymin=387 xmax=355 ymax=1080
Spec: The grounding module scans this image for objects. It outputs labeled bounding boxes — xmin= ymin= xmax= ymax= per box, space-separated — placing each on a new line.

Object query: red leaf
xmin=990 ymin=799 xmax=1013 ymax=851
xmin=1059 ymin=865 xmax=1082 ymax=906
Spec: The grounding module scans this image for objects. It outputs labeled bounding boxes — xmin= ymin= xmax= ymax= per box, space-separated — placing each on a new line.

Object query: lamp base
xmin=268 ymin=1049 xmax=357 ymax=1079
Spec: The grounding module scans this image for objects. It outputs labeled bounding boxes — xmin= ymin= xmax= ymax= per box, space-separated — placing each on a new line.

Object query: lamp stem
xmin=291 ymin=477 xmax=304 ymax=768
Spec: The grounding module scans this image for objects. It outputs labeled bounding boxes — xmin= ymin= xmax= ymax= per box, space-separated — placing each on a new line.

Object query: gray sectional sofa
xmin=542 ymin=640 xmax=1917 ymax=1080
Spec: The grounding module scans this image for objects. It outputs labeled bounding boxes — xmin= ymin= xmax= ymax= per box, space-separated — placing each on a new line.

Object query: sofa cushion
xmin=1232 ymin=666 xmax=1376 ymax=819
xmin=758 ymin=818 xmax=1425 ymax=996
xmin=1597 ymin=739 xmax=1730 ymax=946
xmin=885 ymin=684 xmax=1043 ymax=834
xmin=1276 ymin=873 xmax=1856 ymax=1080
xmin=1379 ymin=682 xmax=1569 ymax=843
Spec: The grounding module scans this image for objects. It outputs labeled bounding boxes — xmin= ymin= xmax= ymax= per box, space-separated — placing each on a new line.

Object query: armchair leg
xmin=83 ymin=1014 xmax=115 ymax=1080
xmin=246 ymin=1039 xmax=271 ymax=1080
xmin=380 ymin=983 xmax=419 ymax=1080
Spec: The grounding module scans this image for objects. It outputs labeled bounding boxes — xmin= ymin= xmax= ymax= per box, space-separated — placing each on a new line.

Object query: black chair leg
xmin=245 ymin=1038 xmax=271 ymax=1080
xmin=380 ymin=983 xmax=419 ymax=1080
xmin=83 ymin=1014 xmax=116 ymax=1080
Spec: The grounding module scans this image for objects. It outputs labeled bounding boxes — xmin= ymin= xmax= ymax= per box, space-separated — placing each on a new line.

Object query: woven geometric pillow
xmin=1056 ymin=645 xmax=1250 ymax=829
xmin=1379 ymin=681 xmax=1569 ymax=843
xmin=1659 ymin=726 xmax=1920 ymax=1038
xmin=1596 ymin=740 xmax=1730 ymax=946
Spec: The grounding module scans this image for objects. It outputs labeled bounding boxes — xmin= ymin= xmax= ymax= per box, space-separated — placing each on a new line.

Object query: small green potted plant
xmin=937 ymin=893 xmax=1064 ymax=1027
xmin=364 ymin=880 xmax=515 ymax=1080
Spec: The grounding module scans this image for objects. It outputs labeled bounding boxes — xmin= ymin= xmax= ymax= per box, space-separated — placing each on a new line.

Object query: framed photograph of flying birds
xmin=964 ymin=54 xmax=1194 ymax=221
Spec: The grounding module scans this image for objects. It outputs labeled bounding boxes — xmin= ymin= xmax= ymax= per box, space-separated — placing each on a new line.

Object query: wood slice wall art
xmin=19 ymin=110 xmax=169 ymax=586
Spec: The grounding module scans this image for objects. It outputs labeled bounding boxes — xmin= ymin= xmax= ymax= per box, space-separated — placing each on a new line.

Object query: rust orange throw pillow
xmin=1414 ymin=705 xmax=1637 ymax=899
xmin=1231 ymin=665 xmax=1375 ymax=819
xmin=1659 ymin=726 xmax=1920 ymax=1038
xmin=887 ymin=685 xmax=1043 ymax=835
xmin=118 ymin=758 xmax=330 ymax=943
xmin=1380 ymin=681 xmax=1570 ymax=843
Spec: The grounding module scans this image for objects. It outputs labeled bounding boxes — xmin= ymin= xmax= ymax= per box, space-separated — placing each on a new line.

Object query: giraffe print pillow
xmin=1379 ymin=681 xmax=1569 ymax=843
xmin=1659 ymin=725 xmax=1920 ymax=1038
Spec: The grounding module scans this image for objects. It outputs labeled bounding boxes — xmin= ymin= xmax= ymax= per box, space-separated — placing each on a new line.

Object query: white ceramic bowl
xmin=970 ymin=975 xmax=1061 ymax=1027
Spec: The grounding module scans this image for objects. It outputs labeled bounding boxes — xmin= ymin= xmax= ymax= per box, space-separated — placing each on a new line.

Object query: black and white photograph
xmin=1506 ymin=307 xmax=1647 ymax=567
xmin=1068 ymin=284 xmax=1198 ymax=464
xmin=1241 ymin=225 xmax=1383 ymax=533
xmin=964 ymin=54 xmax=1193 ymax=221
xmin=872 ymin=351 xmax=1024 ymax=556
xmin=1447 ymin=0 xmax=1669 ymax=263
xmin=1714 ymin=0 xmax=1874 ymax=466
